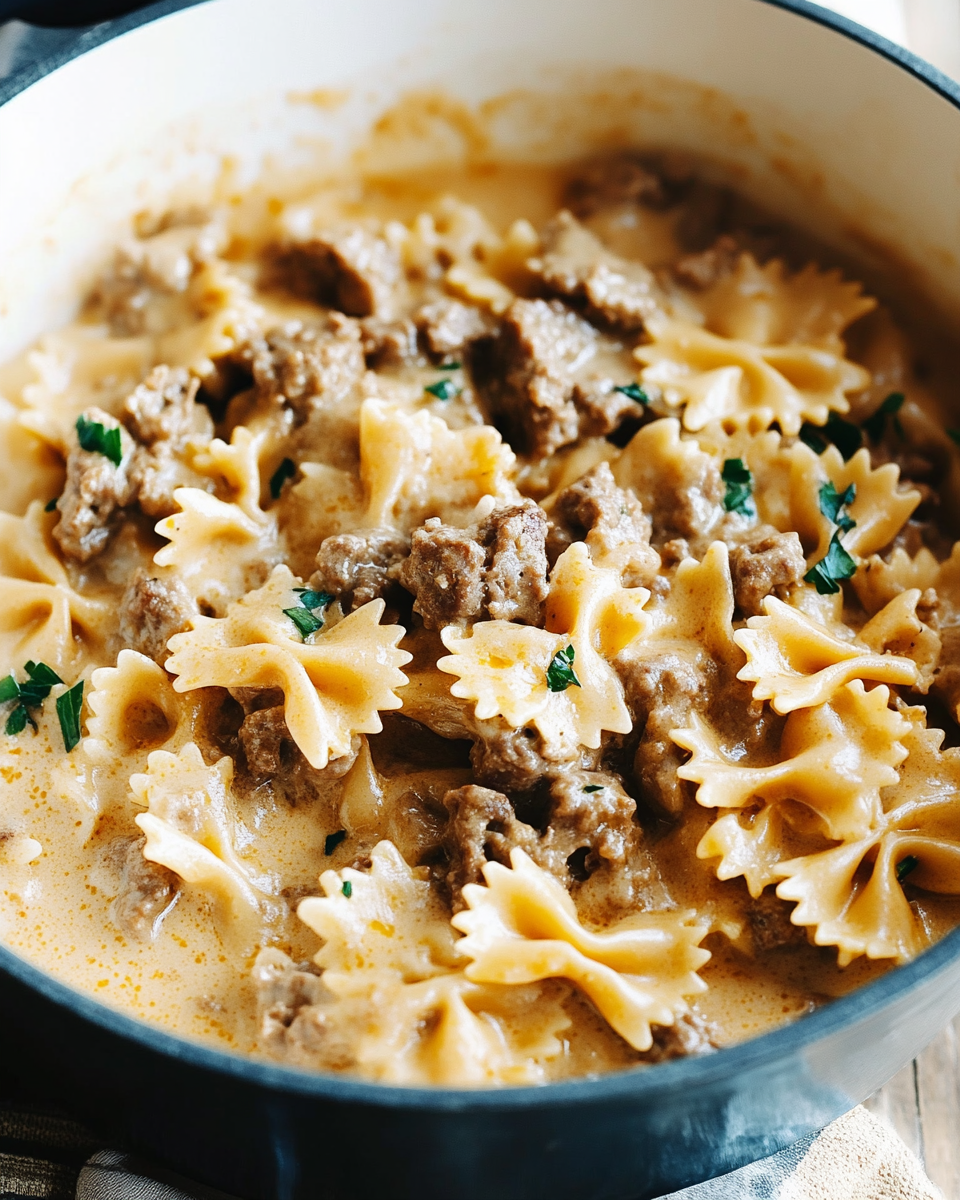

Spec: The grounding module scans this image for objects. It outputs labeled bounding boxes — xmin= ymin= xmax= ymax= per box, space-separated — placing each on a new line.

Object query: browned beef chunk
xmin=730 ymin=526 xmax=806 ymax=617
xmin=748 ymin=890 xmax=808 ymax=952
xmin=123 ymin=364 xmax=215 ymax=518
xmin=643 ymin=1011 xmax=718 ymax=1062
xmin=617 ymin=651 xmax=716 ymax=816
xmin=441 ymin=784 xmax=545 ymax=910
xmin=285 ymin=224 xmax=404 ymax=318
xmin=484 ymin=298 xmax=593 ymax=458
xmin=415 ymin=298 xmax=489 ymax=361
xmin=399 ymin=501 xmax=549 ymax=629
xmin=932 ymin=622 xmax=960 ymax=719
xmin=468 ymin=721 xmax=565 ymax=794
xmin=312 ymin=528 xmax=410 ymax=611
xmin=565 ymin=153 xmax=670 ymax=218
xmin=124 ymin=364 xmax=203 ymax=445
xmin=400 ymin=520 xmax=487 ymax=627
xmin=442 ymin=770 xmax=641 ymax=911
xmin=95 ymin=214 xmax=223 ymax=336
xmin=234 ymin=692 xmax=359 ymax=790
xmin=573 ymin=379 xmax=644 ymax=438
xmin=529 ymin=211 xmax=662 ymax=332
xmin=549 ymin=462 xmax=659 ymax=586
xmin=629 ymin=436 xmax=725 ymax=545
xmin=253 ymin=948 xmax=333 ymax=1058
xmin=118 ymin=569 xmax=197 ymax=663
xmin=673 ymin=235 xmax=741 ymax=290
xmin=53 ymin=407 xmax=137 ymax=562
xmin=245 ymin=316 xmax=365 ymax=419
xmin=482 ymin=502 xmax=550 ymax=622
xmin=358 ymin=317 xmax=421 ymax=368
xmin=111 ymin=836 xmax=179 ymax=940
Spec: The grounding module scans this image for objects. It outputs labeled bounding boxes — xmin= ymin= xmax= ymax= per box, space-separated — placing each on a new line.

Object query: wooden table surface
xmin=866 ymin=1014 xmax=960 ymax=1197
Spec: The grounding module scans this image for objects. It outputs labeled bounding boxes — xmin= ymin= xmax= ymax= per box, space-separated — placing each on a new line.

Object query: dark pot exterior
xmin=3 ymin=2 xmax=960 ymax=1198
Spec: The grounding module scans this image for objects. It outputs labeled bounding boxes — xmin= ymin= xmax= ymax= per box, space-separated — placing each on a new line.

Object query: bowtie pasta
xmin=1 ymin=145 xmax=959 ymax=1087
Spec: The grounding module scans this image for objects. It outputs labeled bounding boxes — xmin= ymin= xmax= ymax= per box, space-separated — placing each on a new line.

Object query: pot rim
xmin=1 ymin=0 xmax=960 ymax=1111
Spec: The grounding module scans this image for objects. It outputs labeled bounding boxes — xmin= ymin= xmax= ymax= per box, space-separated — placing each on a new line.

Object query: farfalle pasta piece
xmin=0 ymin=501 xmax=108 ymax=674
xmin=734 ymin=596 xmax=919 ymax=713
xmin=153 ymin=488 xmax=279 ymax=615
xmin=83 ymin=649 xmax=202 ymax=767
xmin=360 ymin=398 xmax=518 ymax=530
xmin=694 ymin=254 xmax=875 ymax=351
xmin=132 ymin=742 xmax=280 ymax=939
xmin=452 ymin=848 xmax=709 ymax=1052
xmin=858 ymin=589 xmax=940 ymax=693
xmin=166 ymin=565 xmax=410 ymax=769
xmin=853 ymin=542 xmax=960 ymax=617
xmin=156 ymin=259 xmax=265 ymax=377
xmin=675 ymin=682 xmax=909 ymax=841
xmin=697 ymin=805 xmax=793 ymax=899
xmin=297 ymin=840 xmax=567 ymax=1085
xmin=191 ymin=425 xmax=269 ymax=521
xmin=776 ymin=706 xmax=960 ymax=965
xmin=438 ymin=542 xmax=646 ymax=752
xmin=613 ymin=417 xmax=724 ymax=541
xmin=298 ymin=839 xmax=461 ymax=981
xmin=790 ymin=444 xmax=920 ymax=562
xmin=635 ymin=314 xmax=870 ymax=435
xmin=643 ymin=541 xmax=740 ymax=668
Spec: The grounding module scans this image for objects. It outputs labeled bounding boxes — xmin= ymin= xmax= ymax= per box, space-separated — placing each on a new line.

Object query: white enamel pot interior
xmin=2 ymin=3 xmax=960 ymax=1199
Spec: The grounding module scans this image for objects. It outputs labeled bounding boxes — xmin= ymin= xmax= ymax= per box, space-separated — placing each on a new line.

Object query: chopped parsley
xmin=284 ymin=607 xmax=324 ymax=638
xmin=341 ymin=880 xmax=353 ymax=898
xmin=948 ymin=429 xmax=960 ymax=448
xmin=799 ymin=412 xmax=862 ymax=462
xmin=614 ymin=383 xmax=649 ymax=405
xmin=438 ymin=361 xmax=461 ymax=371
xmin=284 ymin=589 xmax=333 ymax=639
xmin=1 ymin=661 xmax=64 ymax=737
xmin=896 ymin=855 xmax=919 ymax=884
xmin=75 ymin=415 xmax=123 ymax=467
xmin=44 ymin=497 xmax=58 ymax=513
xmin=55 ymin=680 xmax=84 ymax=753
xmin=818 ymin=481 xmax=857 ymax=533
xmin=269 ymin=457 xmax=296 ymax=499
xmin=804 ymin=531 xmax=857 ymax=595
xmin=324 ymin=829 xmax=347 ymax=855
xmin=546 ymin=644 xmax=580 ymax=692
xmin=582 ymin=784 xmax=604 ymax=793
xmin=425 ymin=378 xmax=461 ymax=401
xmin=721 ymin=458 xmax=755 ymax=517
xmin=863 ymin=392 xmax=905 ymax=443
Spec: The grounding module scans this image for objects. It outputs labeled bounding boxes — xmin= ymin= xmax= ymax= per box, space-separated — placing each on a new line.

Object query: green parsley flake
xmin=284 ymin=606 xmax=324 ymax=638
xmin=56 ymin=680 xmax=84 ymax=753
xmin=76 ymin=415 xmax=123 ymax=467
xmin=5 ymin=706 xmax=31 ymax=736
xmin=425 ymin=378 xmax=461 ymax=401
xmin=0 ymin=675 xmax=19 ymax=704
xmin=804 ymin=531 xmax=857 ymax=595
xmin=439 ymin=361 xmax=461 ymax=371
xmin=582 ymin=784 xmax=604 ymax=793
xmin=294 ymin=588 xmax=333 ymax=612
xmin=721 ymin=458 xmax=755 ymax=517
xmin=341 ymin=880 xmax=353 ymax=898
xmin=948 ymin=429 xmax=960 ymax=448
xmin=546 ymin=644 xmax=580 ymax=692
xmin=818 ymin=481 xmax=857 ymax=533
xmin=799 ymin=413 xmax=862 ymax=462
xmin=44 ymin=497 xmax=58 ymax=513
xmin=896 ymin=855 xmax=919 ymax=883
xmin=614 ymin=383 xmax=649 ymax=405
xmin=269 ymin=458 xmax=296 ymax=499
xmin=863 ymin=392 xmax=905 ymax=443
xmin=325 ymin=830 xmax=347 ymax=855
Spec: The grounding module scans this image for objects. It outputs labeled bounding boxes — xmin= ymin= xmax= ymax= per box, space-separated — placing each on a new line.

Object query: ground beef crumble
xmin=53 ymin=406 xmax=137 ymax=562
xmin=312 ymin=528 xmax=410 ymax=611
xmin=729 ymin=526 xmax=807 ymax=617
xmin=118 ymin=569 xmax=198 ymax=664
xmin=399 ymin=500 xmax=549 ymax=628
xmin=243 ymin=316 xmax=365 ymax=420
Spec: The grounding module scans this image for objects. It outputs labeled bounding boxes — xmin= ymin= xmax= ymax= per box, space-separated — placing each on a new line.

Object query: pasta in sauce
xmin=1 ymin=148 xmax=959 ymax=1086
